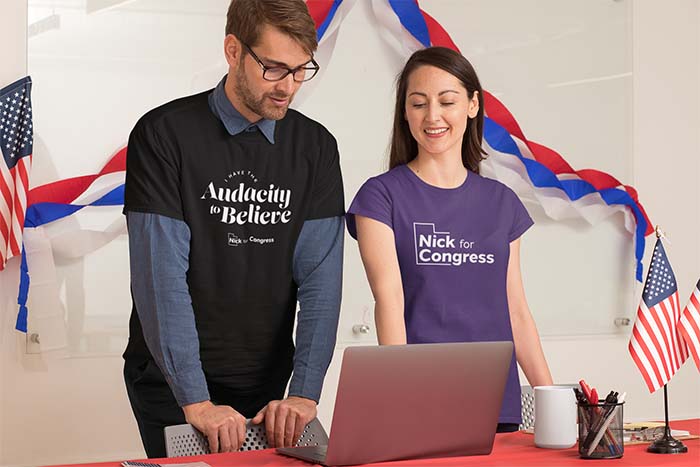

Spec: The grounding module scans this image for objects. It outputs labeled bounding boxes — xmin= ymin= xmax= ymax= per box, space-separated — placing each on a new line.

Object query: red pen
xmin=579 ymin=379 xmax=599 ymax=404
xmin=579 ymin=380 xmax=593 ymax=403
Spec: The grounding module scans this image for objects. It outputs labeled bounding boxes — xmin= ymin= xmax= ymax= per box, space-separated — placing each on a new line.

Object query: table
xmin=48 ymin=419 xmax=700 ymax=467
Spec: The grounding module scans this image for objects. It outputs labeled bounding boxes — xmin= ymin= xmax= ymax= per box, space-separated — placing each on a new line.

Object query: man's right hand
xmin=182 ymin=400 xmax=247 ymax=453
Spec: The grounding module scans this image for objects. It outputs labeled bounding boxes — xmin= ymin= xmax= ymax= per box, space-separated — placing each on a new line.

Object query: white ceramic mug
xmin=533 ymin=385 xmax=577 ymax=449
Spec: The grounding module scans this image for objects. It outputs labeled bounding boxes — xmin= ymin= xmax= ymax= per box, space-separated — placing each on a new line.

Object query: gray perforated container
xmin=519 ymin=385 xmax=535 ymax=430
xmin=164 ymin=418 xmax=328 ymax=457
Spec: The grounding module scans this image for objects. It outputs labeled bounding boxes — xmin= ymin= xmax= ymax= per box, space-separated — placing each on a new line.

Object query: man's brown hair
xmin=226 ymin=0 xmax=318 ymax=55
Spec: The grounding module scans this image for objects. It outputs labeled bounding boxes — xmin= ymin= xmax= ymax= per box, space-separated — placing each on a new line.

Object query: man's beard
xmin=234 ymin=67 xmax=293 ymax=121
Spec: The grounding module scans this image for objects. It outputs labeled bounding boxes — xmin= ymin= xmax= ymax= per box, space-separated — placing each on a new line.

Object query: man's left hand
xmin=251 ymin=396 xmax=318 ymax=448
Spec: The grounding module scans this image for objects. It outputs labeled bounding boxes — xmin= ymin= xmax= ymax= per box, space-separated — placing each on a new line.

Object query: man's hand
xmin=251 ymin=396 xmax=317 ymax=448
xmin=182 ymin=400 xmax=247 ymax=453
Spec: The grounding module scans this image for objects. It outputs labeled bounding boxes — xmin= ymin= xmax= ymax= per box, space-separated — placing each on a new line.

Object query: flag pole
xmin=646 ymin=385 xmax=687 ymax=454
xmin=646 ymin=227 xmax=687 ymax=454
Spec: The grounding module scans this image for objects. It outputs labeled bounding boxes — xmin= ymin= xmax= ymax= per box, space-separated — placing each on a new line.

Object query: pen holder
xmin=578 ymin=401 xmax=624 ymax=459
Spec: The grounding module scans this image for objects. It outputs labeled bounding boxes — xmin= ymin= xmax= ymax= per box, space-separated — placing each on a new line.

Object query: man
xmin=122 ymin=0 xmax=344 ymax=458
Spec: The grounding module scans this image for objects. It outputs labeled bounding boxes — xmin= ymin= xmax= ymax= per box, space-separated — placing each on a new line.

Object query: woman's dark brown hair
xmin=389 ymin=47 xmax=487 ymax=173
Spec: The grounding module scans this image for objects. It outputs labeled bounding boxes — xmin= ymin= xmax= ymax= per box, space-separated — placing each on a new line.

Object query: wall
xmin=1 ymin=1 xmax=699 ymax=466
xmin=525 ymin=0 xmax=700 ymax=436
xmin=0 ymin=3 xmax=145 ymax=466
xmin=634 ymin=0 xmax=700 ymax=415
xmin=628 ymin=0 xmax=700 ymax=419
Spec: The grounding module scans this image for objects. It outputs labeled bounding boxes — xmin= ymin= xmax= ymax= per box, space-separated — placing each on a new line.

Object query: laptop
xmin=277 ymin=341 xmax=513 ymax=466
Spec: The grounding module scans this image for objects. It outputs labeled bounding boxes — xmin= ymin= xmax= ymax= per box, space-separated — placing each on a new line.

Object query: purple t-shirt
xmin=347 ymin=164 xmax=533 ymax=424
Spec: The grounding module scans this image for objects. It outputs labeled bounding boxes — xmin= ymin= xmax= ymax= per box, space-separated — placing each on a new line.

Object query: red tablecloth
xmin=48 ymin=419 xmax=700 ymax=467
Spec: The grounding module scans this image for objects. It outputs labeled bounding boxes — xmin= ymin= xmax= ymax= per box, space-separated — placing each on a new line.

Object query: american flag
xmin=628 ymin=239 xmax=689 ymax=392
xmin=679 ymin=279 xmax=700 ymax=372
xmin=0 ymin=77 xmax=33 ymax=270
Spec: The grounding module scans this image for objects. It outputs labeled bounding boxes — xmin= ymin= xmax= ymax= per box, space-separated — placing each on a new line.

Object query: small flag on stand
xmin=628 ymin=237 xmax=688 ymax=393
xmin=679 ymin=279 xmax=700 ymax=371
xmin=0 ymin=76 xmax=33 ymax=271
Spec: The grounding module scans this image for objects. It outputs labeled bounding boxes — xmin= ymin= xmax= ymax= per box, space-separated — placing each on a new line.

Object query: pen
xmin=585 ymin=392 xmax=626 ymax=457
xmin=122 ymin=463 xmax=163 ymax=467
xmin=577 ymin=381 xmax=622 ymax=452
xmin=579 ymin=380 xmax=594 ymax=403
xmin=580 ymin=391 xmax=618 ymax=451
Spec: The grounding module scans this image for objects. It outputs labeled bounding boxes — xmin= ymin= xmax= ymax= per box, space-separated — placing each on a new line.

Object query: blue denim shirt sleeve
xmin=127 ymin=211 xmax=210 ymax=407
xmin=288 ymin=216 xmax=344 ymax=402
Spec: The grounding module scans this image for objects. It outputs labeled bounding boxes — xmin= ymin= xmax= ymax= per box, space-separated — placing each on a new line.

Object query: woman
xmin=346 ymin=47 xmax=553 ymax=432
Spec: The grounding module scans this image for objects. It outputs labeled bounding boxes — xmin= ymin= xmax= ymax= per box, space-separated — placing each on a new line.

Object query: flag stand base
xmin=647 ymin=427 xmax=688 ymax=454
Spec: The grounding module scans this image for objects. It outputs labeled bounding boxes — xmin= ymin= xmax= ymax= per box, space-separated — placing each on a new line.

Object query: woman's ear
xmin=468 ymin=91 xmax=480 ymax=119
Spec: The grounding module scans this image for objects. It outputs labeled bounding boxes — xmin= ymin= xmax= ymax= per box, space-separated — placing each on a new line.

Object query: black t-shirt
xmin=123 ymin=90 xmax=344 ymax=392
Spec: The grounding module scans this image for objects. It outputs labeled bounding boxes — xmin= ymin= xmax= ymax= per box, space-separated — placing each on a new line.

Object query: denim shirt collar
xmin=208 ymin=75 xmax=276 ymax=144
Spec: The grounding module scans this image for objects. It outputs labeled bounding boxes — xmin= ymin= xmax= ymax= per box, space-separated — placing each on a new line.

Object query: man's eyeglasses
xmin=242 ymin=42 xmax=319 ymax=82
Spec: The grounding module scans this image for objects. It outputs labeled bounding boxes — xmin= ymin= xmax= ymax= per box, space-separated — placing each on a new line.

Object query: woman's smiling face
xmin=404 ymin=65 xmax=479 ymax=160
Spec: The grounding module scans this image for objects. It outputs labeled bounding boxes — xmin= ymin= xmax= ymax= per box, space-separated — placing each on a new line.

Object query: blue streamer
xmin=388 ymin=0 xmax=431 ymax=47
xmin=25 ymin=185 xmax=125 ymax=228
xmin=25 ymin=203 xmax=82 ymax=228
xmin=15 ymin=247 xmax=29 ymax=332
xmin=316 ymin=0 xmax=343 ymax=42
xmin=91 ymin=184 xmax=124 ymax=206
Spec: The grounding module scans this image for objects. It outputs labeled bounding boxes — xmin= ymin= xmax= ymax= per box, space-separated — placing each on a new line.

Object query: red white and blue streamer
xmin=16 ymin=149 xmax=126 ymax=331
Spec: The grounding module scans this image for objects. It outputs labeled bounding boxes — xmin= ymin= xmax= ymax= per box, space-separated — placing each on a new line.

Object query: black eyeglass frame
xmin=242 ymin=42 xmax=320 ymax=82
